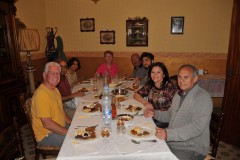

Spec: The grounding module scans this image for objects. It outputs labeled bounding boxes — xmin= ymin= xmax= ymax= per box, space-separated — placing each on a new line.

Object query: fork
xmin=133 ymin=111 xmax=140 ymax=116
xmin=76 ymin=124 xmax=98 ymax=128
xmin=131 ymin=139 xmax=157 ymax=144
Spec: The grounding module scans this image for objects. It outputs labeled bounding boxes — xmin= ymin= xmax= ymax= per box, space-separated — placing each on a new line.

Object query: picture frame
xmin=80 ymin=18 xmax=95 ymax=32
xmin=171 ymin=17 xmax=184 ymax=34
xmin=126 ymin=18 xmax=148 ymax=46
xmin=100 ymin=30 xmax=115 ymax=44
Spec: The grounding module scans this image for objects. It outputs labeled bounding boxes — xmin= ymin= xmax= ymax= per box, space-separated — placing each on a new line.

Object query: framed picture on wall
xmin=80 ymin=18 xmax=95 ymax=32
xmin=100 ymin=30 xmax=115 ymax=44
xmin=126 ymin=18 xmax=148 ymax=46
xmin=171 ymin=17 xmax=184 ymax=34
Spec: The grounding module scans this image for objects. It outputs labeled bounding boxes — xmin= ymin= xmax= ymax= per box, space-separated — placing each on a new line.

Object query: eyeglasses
xmin=48 ymin=71 xmax=60 ymax=76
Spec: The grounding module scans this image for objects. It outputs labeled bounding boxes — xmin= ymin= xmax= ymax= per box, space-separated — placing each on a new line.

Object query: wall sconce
xmin=17 ymin=29 xmax=40 ymax=94
xmin=92 ymin=0 xmax=100 ymax=4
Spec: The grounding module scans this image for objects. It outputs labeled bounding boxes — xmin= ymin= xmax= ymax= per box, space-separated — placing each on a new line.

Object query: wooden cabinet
xmin=221 ymin=0 xmax=240 ymax=147
xmin=0 ymin=0 xmax=26 ymax=132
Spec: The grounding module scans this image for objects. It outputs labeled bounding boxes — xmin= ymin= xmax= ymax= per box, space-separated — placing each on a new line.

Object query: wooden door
xmin=221 ymin=0 xmax=240 ymax=146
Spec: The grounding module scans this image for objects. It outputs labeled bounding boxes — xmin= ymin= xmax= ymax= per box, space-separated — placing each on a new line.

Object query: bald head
xmin=131 ymin=53 xmax=141 ymax=67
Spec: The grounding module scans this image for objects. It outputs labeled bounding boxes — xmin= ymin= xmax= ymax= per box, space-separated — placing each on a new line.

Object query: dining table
xmin=57 ymin=78 xmax=178 ymax=160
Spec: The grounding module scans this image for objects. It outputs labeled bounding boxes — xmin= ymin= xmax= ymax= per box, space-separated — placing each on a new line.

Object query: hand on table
xmin=155 ymin=127 xmax=167 ymax=140
xmin=75 ymin=91 xmax=85 ymax=97
xmin=144 ymin=108 xmax=155 ymax=118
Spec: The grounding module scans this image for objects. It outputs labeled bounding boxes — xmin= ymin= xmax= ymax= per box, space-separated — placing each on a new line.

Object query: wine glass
xmin=93 ymin=85 xmax=98 ymax=93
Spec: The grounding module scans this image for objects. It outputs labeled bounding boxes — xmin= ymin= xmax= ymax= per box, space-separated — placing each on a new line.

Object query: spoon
xmin=131 ymin=139 xmax=157 ymax=144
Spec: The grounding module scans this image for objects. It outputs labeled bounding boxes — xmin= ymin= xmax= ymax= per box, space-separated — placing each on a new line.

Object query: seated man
xmin=31 ymin=62 xmax=71 ymax=147
xmin=57 ymin=59 xmax=85 ymax=118
xmin=144 ymin=64 xmax=213 ymax=160
xmin=138 ymin=52 xmax=154 ymax=85
xmin=131 ymin=53 xmax=146 ymax=79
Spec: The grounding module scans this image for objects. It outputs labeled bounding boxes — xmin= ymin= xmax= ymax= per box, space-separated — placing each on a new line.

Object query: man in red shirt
xmin=57 ymin=59 xmax=85 ymax=118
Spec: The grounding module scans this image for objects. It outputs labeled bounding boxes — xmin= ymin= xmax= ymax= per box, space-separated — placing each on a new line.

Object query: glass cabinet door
xmin=126 ymin=18 xmax=148 ymax=46
xmin=0 ymin=13 xmax=13 ymax=80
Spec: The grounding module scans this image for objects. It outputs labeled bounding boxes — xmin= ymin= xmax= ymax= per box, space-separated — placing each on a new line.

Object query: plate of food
xmin=127 ymin=125 xmax=154 ymax=138
xmin=71 ymin=126 xmax=98 ymax=142
xmin=126 ymin=87 xmax=135 ymax=92
xmin=117 ymin=114 xmax=133 ymax=124
xmin=109 ymin=83 xmax=117 ymax=88
xmin=81 ymin=102 xmax=101 ymax=113
xmin=79 ymin=87 xmax=90 ymax=92
xmin=124 ymin=77 xmax=134 ymax=81
xmin=113 ymin=95 xmax=128 ymax=103
xmin=124 ymin=104 xmax=142 ymax=113
xmin=82 ymin=80 xmax=90 ymax=84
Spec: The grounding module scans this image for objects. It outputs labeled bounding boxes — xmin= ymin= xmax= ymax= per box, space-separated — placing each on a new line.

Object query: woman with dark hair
xmin=66 ymin=57 xmax=81 ymax=87
xmin=133 ymin=62 xmax=179 ymax=128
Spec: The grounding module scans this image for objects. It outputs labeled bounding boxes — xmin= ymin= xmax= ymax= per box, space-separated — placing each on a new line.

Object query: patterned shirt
xmin=65 ymin=70 xmax=78 ymax=87
xmin=137 ymin=81 xmax=179 ymax=111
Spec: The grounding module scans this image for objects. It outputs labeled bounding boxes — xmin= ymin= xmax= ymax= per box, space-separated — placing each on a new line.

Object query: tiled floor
xmin=21 ymin=124 xmax=240 ymax=160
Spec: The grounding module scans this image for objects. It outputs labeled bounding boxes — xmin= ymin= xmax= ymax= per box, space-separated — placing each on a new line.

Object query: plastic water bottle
xmin=101 ymin=84 xmax=112 ymax=127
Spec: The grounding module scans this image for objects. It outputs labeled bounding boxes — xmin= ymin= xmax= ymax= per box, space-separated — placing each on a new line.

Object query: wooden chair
xmin=0 ymin=117 xmax=25 ymax=160
xmin=22 ymin=98 xmax=60 ymax=160
xmin=169 ymin=75 xmax=179 ymax=89
xmin=209 ymin=108 xmax=224 ymax=159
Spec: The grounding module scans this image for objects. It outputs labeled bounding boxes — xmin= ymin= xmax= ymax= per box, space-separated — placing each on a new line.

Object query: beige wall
xmin=16 ymin=0 xmax=232 ymax=83
xmin=15 ymin=0 xmax=46 ymax=53
xmin=16 ymin=0 xmax=233 ymax=54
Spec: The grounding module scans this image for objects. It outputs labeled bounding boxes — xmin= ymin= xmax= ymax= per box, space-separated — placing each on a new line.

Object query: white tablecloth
xmin=57 ymin=79 xmax=178 ymax=160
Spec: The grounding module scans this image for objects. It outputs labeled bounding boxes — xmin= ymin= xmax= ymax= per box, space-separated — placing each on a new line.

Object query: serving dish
xmin=111 ymin=88 xmax=128 ymax=95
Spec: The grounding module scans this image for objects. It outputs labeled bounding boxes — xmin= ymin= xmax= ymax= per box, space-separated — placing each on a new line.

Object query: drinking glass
xmin=117 ymin=125 xmax=126 ymax=136
xmin=101 ymin=126 xmax=111 ymax=143
xmin=93 ymin=85 xmax=98 ymax=93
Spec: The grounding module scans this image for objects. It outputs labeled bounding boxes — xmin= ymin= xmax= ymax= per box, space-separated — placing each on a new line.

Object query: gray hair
xmin=44 ymin=62 xmax=61 ymax=73
xmin=178 ymin=64 xmax=199 ymax=77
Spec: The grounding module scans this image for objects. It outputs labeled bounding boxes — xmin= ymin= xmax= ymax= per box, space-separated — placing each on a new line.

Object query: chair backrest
xmin=22 ymin=98 xmax=60 ymax=159
xmin=169 ymin=75 xmax=179 ymax=89
xmin=22 ymin=98 xmax=38 ymax=147
xmin=210 ymin=108 xmax=224 ymax=158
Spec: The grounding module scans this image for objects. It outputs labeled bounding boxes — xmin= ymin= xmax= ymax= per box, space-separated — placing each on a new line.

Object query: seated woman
xmin=133 ymin=62 xmax=179 ymax=128
xmin=95 ymin=50 xmax=119 ymax=78
xmin=66 ymin=57 xmax=81 ymax=87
